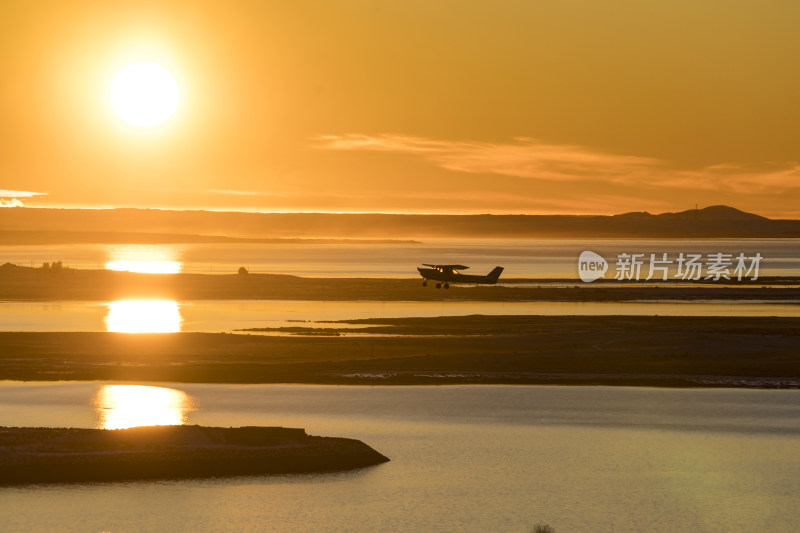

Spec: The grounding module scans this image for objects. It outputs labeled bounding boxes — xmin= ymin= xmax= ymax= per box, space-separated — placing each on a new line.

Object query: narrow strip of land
xmin=2 ymin=315 xmax=799 ymax=388
xmin=1 ymin=265 xmax=798 ymax=301
xmin=0 ymin=425 xmax=389 ymax=485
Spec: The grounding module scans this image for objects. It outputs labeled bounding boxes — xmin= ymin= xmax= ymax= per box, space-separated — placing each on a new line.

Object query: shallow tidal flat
xmin=1 ymin=315 xmax=799 ymax=388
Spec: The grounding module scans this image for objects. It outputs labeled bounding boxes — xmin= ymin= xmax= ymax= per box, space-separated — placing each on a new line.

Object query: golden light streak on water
xmin=94 ymin=384 xmax=193 ymax=429
xmin=105 ymin=300 xmax=182 ymax=333
xmin=105 ymin=259 xmax=182 ymax=274
xmin=104 ymin=245 xmax=183 ymax=274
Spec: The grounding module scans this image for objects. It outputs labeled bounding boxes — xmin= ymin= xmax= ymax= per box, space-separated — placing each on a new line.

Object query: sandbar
xmin=0 ymin=425 xmax=389 ymax=485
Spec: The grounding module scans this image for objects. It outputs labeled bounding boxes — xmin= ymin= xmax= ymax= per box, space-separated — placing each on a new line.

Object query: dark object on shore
xmin=238 ymin=266 xmax=248 ymax=275
xmin=0 ymin=425 xmax=389 ymax=485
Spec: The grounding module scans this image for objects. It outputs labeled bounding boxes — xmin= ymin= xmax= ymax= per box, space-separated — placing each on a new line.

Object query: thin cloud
xmin=666 ymin=164 xmax=800 ymax=194
xmin=0 ymin=189 xmax=47 ymax=198
xmin=206 ymin=189 xmax=263 ymax=196
xmin=316 ymin=134 xmax=800 ymax=194
xmin=316 ymin=134 xmax=659 ymax=182
xmin=0 ymin=189 xmax=47 ymax=207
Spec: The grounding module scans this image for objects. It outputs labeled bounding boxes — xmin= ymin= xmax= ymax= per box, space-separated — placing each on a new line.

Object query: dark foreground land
xmin=0 ymin=425 xmax=389 ymax=485
xmin=2 ymin=315 xmax=799 ymax=388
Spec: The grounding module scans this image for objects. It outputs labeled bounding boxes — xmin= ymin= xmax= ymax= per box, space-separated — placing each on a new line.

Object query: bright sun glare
xmin=94 ymin=385 xmax=192 ymax=429
xmin=105 ymin=245 xmax=183 ymax=274
xmin=106 ymin=260 xmax=182 ymax=274
xmin=110 ymin=61 xmax=180 ymax=127
xmin=105 ymin=300 xmax=182 ymax=333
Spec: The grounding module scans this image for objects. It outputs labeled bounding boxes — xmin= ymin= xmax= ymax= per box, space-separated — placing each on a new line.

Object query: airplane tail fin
xmin=487 ymin=266 xmax=504 ymax=283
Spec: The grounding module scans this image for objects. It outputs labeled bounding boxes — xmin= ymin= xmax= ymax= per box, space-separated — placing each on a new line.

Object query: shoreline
xmin=1 ymin=315 xmax=798 ymax=389
xmin=1 ymin=266 xmax=797 ymax=390
xmin=1 ymin=264 xmax=799 ymax=301
xmin=4 ymin=378 xmax=797 ymax=390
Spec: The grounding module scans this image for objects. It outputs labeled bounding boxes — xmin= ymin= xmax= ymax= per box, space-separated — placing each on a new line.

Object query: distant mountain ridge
xmin=615 ymin=205 xmax=769 ymax=221
xmin=0 ymin=205 xmax=797 ymax=239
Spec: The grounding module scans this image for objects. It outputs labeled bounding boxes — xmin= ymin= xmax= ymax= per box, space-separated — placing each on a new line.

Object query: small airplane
xmin=417 ymin=264 xmax=504 ymax=289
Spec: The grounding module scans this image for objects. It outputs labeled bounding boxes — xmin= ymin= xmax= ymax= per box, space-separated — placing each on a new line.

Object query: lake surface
xmin=0 ymin=382 xmax=798 ymax=532
xmin=2 ymin=238 xmax=798 ymax=277
xmin=2 ymin=237 xmax=799 ymax=532
xmin=1 ymin=299 xmax=799 ymax=333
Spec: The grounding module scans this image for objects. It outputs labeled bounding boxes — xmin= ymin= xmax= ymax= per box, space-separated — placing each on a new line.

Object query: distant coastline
xmin=2 ymin=205 xmax=800 ymax=240
xmin=0 ymin=230 xmax=417 ymax=246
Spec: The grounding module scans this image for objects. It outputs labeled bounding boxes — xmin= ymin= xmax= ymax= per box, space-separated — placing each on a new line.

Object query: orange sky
xmin=2 ymin=0 xmax=799 ymax=217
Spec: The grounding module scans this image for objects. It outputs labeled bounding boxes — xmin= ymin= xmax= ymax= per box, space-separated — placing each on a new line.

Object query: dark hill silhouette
xmin=0 ymin=205 xmax=797 ymax=239
xmin=615 ymin=205 xmax=768 ymax=221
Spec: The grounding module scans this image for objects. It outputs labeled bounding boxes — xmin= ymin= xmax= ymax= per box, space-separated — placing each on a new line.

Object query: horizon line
xmin=1 ymin=204 xmax=784 ymax=219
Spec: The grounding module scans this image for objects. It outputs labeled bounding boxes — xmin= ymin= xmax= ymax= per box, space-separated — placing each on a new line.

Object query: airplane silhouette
xmin=417 ymin=264 xmax=504 ymax=289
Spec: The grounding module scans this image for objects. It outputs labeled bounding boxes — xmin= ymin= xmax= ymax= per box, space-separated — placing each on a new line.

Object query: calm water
xmin=2 ymin=238 xmax=798 ymax=277
xmin=1 ymin=299 xmax=799 ymax=333
xmin=2 ymin=237 xmax=799 ymax=532
xmin=0 ymin=383 xmax=798 ymax=532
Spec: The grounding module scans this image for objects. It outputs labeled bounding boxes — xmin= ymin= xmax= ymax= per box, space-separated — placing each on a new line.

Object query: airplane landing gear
xmin=422 ymin=280 xmax=427 ymax=287
xmin=435 ymin=283 xmax=442 ymax=289
xmin=444 ymin=283 xmax=449 ymax=289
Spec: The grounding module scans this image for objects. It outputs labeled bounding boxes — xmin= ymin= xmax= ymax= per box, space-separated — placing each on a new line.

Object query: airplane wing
xmin=422 ymin=264 xmax=470 ymax=270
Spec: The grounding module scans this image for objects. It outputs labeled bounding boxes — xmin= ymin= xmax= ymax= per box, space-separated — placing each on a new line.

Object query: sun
xmin=110 ymin=62 xmax=180 ymax=127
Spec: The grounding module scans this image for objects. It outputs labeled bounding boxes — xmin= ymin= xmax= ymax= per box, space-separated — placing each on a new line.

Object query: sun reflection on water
xmin=106 ymin=260 xmax=182 ymax=274
xmin=94 ymin=384 xmax=193 ymax=429
xmin=105 ymin=245 xmax=183 ymax=274
xmin=105 ymin=300 xmax=182 ymax=333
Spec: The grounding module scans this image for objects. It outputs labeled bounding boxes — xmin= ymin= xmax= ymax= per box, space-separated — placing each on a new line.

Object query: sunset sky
xmin=2 ymin=0 xmax=799 ymax=216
